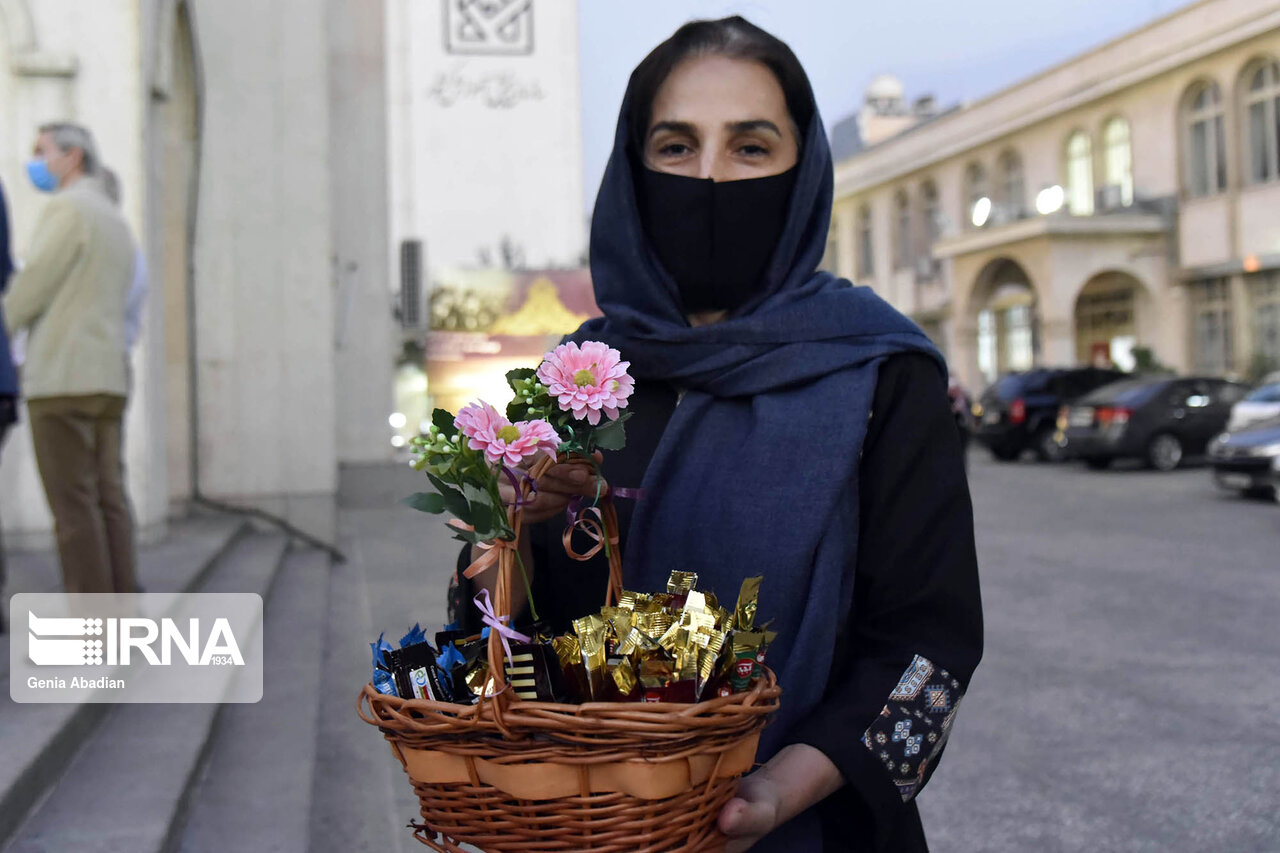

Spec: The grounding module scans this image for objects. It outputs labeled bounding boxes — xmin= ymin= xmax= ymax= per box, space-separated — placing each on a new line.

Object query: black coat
xmin=457 ymin=352 xmax=983 ymax=851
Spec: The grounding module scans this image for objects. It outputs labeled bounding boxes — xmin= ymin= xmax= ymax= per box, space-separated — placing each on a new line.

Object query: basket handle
xmin=481 ymin=454 xmax=550 ymax=699
xmin=473 ymin=453 xmax=624 ymax=702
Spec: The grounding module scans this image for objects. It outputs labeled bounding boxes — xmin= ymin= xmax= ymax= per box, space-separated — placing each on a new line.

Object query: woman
xmin=458 ymin=17 xmax=982 ymax=852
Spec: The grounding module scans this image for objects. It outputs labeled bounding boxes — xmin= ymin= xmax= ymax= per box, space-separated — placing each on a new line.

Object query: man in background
xmin=0 ymin=176 xmax=18 ymax=630
xmin=100 ymin=168 xmax=149 ymax=372
xmin=1 ymin=123 xmax=138 ymax=595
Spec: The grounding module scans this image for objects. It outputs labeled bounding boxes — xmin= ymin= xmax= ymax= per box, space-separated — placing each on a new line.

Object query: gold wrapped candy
xmin=573 ymin=615 xmax=609 ymax=701
xmin=612 ymin=657 xmax=638 ymax=697
xmin=616 ymin=625 xmax=660 ymax=657
xmin=667 ymin=571 xmax=698 ymax=596
xmin=733 ymin=576 xmax=762 ymax=632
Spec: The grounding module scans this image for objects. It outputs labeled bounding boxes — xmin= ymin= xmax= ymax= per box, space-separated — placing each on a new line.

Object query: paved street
xmin=918 ymin=452 xmax=1280 ymax=852
xmin=7 ymin=453 xmax=1272 ymax=852
xmin=339 ymin=451 xmax=1279 ymax=852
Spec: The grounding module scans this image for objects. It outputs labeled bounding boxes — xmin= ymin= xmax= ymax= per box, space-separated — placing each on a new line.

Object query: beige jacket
xmin=2 ymin=179 xmax=134 ymax=400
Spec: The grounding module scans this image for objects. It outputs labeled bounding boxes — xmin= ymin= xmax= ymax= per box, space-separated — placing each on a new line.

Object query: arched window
xmin=996 ymin=150 xmax=1024 ymax=217
xmin=857 ymin=204 xmax=874 ymax=278
xmin=1065 ymin=131 xmax=1094 ymax=215
xmin=1244 ymin=60 xmax=1280 ymax=184
xmin=964 ymin=163 xmax=988 ymax=228
xmin=921 ymin=181 xmax=940 ymax=243
xmin=1184 ymin=81 xmax=1227 ymax=196
xmin=919 ymin=180 xmax=940 ymax=268
xmin=1103 ymin=117 xmax=1133 ymax=206
xmin=894 ymin=189 xmax=911 ymax=270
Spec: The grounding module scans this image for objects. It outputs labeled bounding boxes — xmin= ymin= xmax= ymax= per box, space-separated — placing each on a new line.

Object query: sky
xmin=577 ymin=0 xmax=1196 ymax=215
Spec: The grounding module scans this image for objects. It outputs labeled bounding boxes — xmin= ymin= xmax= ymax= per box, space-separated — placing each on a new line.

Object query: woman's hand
xmin=500 ymin=451 xmax=606 ymax=526
xmin=719 ymin=772 xmax=782 ymax=853
xmin=718 ymin=744 xmax=845 ymax=852
xmin=472 ymin=451 xmax=606 ymax=620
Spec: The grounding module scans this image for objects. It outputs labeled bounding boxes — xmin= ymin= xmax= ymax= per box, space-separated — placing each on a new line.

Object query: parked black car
xmin=974 ymin=367 xmax=1126 ymax=461
xmin=1060 ymin=376 xmax=1250 ymax=470
xmin=1208 ymin=415 xmax=1280 ymax=499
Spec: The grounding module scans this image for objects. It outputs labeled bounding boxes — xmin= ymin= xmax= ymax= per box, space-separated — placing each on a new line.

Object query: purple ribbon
xmin=563 ymin=491 xmax=596 ymax=525
xmin=611 ymin=486 xmax=646 ymax=501
xmin=473 ymin=588 xmax=530 ymax=661
xmin=500 ymin=465 xmax=538 ymax=509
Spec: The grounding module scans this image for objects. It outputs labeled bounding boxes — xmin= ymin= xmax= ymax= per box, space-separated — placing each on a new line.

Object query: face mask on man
xmin=25 ymin=158 xmax=58 ymax=193
xmin=637 ymin=166 xmax=797 ymax=315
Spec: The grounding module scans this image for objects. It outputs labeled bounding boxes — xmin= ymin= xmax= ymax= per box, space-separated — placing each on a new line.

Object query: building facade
xmin=0 ymin=0 xmax=395 ymax=548
xmin=0 ymin=0 xmax=587 ymax=551
xmin=828 ymin=0 xmax=1280 ymax=392
xmin=386 ymin=0 xmax=586 ymax=294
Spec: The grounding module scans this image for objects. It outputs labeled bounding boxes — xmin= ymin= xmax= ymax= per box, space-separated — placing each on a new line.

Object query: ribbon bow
xmin=473 ymin=588 xmax=530 ymax=662
xmin=563 ymin=498 xmax=621 ymax=562
xmin=455 ymin=521 xmax=520 ymax=580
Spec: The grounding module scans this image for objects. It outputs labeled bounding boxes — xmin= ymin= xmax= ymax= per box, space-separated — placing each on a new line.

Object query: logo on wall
xmin=445 ymin=0 xmax=535 ymax=56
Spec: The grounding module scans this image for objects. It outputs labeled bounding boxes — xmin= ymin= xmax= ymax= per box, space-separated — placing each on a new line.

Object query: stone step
xmin=0 ymin=515 xmax=249 ymax=848
xmin=1 ymin=530 xmax=289 ymax=853
xmin=177 ymin=545 xmax=330 ymax=853
xmin=305 ymin=532 xmax=419 ymax=853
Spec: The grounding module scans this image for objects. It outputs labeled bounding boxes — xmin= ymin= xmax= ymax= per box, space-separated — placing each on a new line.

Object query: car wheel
xmin=1243 ymin=486 xmax=1276 ymax=501
xmin=1146 ymin=433 xmax=1183 ymax=471
xmin=1084 ymin=457 xmax=1112 ymax=470
xmin=990 ymin=446 xmax=1020 ymax=462
xmin=1033 ymin=426 xmax=1065 ymax=463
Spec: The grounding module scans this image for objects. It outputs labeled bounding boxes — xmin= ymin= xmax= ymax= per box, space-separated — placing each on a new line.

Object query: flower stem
xmin=513 ymin=549 xmax=540 ymax=623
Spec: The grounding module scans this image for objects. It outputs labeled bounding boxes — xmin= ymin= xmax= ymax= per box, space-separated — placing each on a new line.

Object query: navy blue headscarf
xmin=571 ymin=36 xmax=942 ymax=791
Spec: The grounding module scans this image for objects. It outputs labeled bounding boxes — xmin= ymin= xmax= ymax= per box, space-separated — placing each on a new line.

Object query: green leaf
xmin=591 ymin=416 xmax=629 ymax=451
xmin=506 ymin=399 xmax=532 ymax=423
xmin=450 ymin=527 xmax=484 ymax=547
xmin=400 ymin=492 xmax=446 ymax=514
xmin=506 ymin=367 xmax=537 ymax=388
xmin=432 ymin=408 xmax=458 ymax=437
xmin=425 ymin=474 xmax=472 ymax=520
xmin=461 ymin=481 xmax=488 ymax=505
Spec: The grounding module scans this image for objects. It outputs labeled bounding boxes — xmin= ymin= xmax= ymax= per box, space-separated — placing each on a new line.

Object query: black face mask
xmin=637 ymin=166 xmax=798 ymax=314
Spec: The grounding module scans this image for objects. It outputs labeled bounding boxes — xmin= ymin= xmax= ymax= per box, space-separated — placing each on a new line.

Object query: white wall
xmin=387 ymin=0 xmax=586 ymax=273
xmin=185 ymin=0 xmax=336 ymax=531
xmin=329 ymin=0 xmax=396 ymax=464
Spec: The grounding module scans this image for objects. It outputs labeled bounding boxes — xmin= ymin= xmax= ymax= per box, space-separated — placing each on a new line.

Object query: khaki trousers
xmin=28 ymin=394 xmax=137 ymax=594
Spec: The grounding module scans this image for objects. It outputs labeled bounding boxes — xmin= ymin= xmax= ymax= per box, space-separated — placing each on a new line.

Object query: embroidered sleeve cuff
xmin=860 ymin=654 xmax=965 ymax=803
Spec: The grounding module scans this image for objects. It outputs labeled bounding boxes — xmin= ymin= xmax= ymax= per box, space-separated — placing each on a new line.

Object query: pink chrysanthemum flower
xmin=455 ymin=402 xmax=561 ymax=466
xmin=536 ymin=341 xmax=634 ymax=426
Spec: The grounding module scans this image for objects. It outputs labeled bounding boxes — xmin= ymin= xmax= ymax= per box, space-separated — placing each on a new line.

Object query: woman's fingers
xmin=514 ymin=488 xmax=578 ymax=525
xmin=489 ymin=455 xmax=610 ymax=525
xmin=539 ymin=461 xmax=608 ymax=497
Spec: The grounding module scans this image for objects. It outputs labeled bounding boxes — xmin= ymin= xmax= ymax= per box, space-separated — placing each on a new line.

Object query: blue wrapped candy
xmin=371 ymin=632 xmax=396 ymax=696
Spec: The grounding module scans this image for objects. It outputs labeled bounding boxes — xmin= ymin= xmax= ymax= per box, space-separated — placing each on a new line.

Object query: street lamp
xmin=971 ymin=196 xmax=992 ymax=228
xmin=1035 ymin=185 xmax=1065 ymax=215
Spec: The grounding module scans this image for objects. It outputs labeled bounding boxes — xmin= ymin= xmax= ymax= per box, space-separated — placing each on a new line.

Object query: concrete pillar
xmin=329 ymin=0 xmax=395 ymax=465
xmin=1040 ymin=316 xmax=1075 ymax=366
xmin=952 ymin=319 xmax=981 ymax=391
xmin=1228 ymin=273 xmax=1252 ymax=377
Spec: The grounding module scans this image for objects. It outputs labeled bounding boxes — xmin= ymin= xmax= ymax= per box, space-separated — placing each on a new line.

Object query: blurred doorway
xmin=1074 ymin=271 xmax=1142 ymax=371
xmin=974 ymin=258 xmax=1040 ymax=384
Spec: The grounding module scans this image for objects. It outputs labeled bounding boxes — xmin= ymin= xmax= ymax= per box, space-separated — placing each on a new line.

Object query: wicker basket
xmin=358 ymin=460 xmax=781 ymax=852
